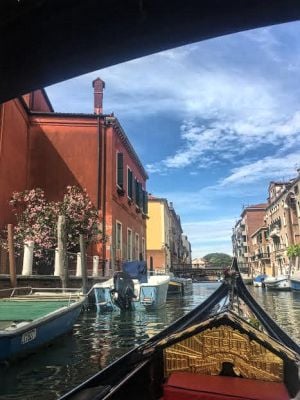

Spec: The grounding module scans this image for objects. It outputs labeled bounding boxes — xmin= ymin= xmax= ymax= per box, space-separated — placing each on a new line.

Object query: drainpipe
xmin=102 ymin=121 xmax=107 ymax=276
xmin=96 ymin=115 xmax=102 ymax=210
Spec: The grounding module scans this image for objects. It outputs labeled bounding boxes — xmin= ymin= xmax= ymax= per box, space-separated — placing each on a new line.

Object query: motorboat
xmin=167 ymin=277 xmax=193 ymax=295
xmin=0 ymin=287 xmax=85 ymax=363
xmin=59 ymin=258 xmax=300 ymax=400
xmin=253 ymin=274 xmax=268 ymax=287
xmin=93 ymin=261 xmax=170 ymax=312
xmin=264 ymin=275 xmax=291 ymax=291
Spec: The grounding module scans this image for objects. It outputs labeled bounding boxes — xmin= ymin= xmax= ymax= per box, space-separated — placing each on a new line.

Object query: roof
xmin=241 ymin=203 xmax=268 ymax=217
xmin=109 ymin=117 xmax=148 ymax=180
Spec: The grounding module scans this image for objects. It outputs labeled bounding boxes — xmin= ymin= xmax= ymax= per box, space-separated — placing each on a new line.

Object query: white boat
xmin=93 ymin=274 xmax=170 ymax=312
xmin=264 ymin=275 xmax=291 ymax=291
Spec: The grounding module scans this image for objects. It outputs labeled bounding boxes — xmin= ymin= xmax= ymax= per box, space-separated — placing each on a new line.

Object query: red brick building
xmin=0 ymin=79 xmax=148 ymax=272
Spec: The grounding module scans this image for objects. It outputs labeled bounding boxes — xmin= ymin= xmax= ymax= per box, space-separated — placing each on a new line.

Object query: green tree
xmin=203 ymin=252 xmax=232 ymax=268
xmin=287 ymin=244 xmax=300 ymax=271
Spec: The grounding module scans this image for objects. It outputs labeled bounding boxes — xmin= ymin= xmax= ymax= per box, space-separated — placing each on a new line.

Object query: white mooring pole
xmin=22 ymin=240 xmax=34 ymax=275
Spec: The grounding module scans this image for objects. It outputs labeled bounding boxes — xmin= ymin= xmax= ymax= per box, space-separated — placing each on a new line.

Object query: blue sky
xmin=46 ymin=21 xmax=300 ymax=258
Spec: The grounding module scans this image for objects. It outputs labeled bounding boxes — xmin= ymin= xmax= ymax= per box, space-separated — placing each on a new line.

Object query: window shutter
xmin=135 ymin=179 xmax=139 ymax=205
xmin=143 ymin=190 xmax=148 ymax=214
xmin=138 ymin=183 xmax=143 ymax=209
xmin=117 ymin=153 xmax=124 ymax=188
xmin=128 ymin=169 xmax=133 ymax=198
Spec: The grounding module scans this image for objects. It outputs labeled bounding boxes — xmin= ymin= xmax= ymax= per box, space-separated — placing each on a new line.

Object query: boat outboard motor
xmin=111 ymin=272 xmax=136 ymax=311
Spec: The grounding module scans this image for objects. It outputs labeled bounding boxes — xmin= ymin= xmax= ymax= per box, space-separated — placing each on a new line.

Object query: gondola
xmin=59 ymin=258 xmax=300 ymax=400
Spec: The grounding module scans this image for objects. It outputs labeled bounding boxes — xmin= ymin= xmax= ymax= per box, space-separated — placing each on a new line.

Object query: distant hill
xmin=203 ymin=253 xmax=232 ymax=268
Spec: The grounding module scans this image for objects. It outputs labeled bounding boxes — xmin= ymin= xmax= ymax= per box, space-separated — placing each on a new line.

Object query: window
xmin=127 ymin=167 xmax=133 ymax=199
xmin=142 ymin=237 xmax=146 ymax=261
xmin=134 ymin=178 xmax=139 ymax=205
xmin=135 ymin=233 xmax=139 ymax=260
xmin=116 ymin=221 xmax=122 ymax=258
xmin=116 ymin=152 xmax=124 ymax=188
xmin=127 ymin=228 xmax=132 ymax=261
xmin=142 ymin=190 xmax=148 ymax=214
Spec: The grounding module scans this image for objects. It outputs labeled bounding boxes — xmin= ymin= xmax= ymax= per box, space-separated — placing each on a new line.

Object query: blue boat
xmin=93 ymin=261 xmax=170 ymax=312
xmin=0 ymin=287 xmax=86 ymax=362
xmin=290 ymin=271 xmax=300 ymax=290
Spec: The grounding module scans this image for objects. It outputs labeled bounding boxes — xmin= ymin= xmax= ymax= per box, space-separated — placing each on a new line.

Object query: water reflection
xmin=3 ymin=283 xmax=300 ymax=400
xmin=249 ymin=286 xmax=300 ymax=343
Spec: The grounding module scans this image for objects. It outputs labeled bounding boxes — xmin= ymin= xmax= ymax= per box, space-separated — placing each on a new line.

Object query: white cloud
xmin=182 ymin=219 xmax=234 ymax=258
xmin=220 ymin=151 xmax=300 ymax=186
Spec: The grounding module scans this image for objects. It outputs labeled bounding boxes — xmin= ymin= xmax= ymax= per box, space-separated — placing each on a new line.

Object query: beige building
xmin=265 ymin=179 xmax=300 ymax=275
xmin=146 ymin=197 xmax=191 ymax=272
xmin=232 ymin=204 xmax=267 ymax=273
xmin=250 ymin=226 xmax=271 ymax=276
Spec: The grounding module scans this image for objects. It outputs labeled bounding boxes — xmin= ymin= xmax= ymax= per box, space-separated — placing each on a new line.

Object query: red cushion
xmin=163 ymin=372 xmax=290 ymax=400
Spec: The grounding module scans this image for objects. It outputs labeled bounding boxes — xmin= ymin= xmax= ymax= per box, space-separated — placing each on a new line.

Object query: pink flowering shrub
xmin=1 ymin=187 xmax=100 ymax=268
xmin=59 ymin=186 xmax=100 ymax=250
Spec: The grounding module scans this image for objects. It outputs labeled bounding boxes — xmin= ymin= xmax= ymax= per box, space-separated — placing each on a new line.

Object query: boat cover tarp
xmin=0 ymin=300 xmax=70 ymax=321
xmin=122 ymin=261 xmax=148 ymax=283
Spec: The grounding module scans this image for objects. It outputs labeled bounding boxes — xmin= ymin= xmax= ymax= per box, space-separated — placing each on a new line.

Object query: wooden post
xmin=79 ymin=234 xmax=87 ymax=295
xmin=7 ymin=224 xmax=16 ymax=287
xmin=58 ymin=215 xmax=68 ymax=289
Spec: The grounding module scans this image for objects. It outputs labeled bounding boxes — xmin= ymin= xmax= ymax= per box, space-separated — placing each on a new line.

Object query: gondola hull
xmin=60 ymin=259 xmax=300 ymax=400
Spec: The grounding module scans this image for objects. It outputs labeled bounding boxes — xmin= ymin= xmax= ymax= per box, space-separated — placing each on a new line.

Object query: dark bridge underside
xmin=1 ymin=0 xmax=300 ymax=103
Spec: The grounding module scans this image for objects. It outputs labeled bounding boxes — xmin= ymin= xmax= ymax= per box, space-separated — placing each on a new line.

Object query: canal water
xmin=1 ymin=282 xmax=300 ymax=400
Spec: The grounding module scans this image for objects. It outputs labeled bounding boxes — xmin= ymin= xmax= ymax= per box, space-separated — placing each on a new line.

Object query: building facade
xmin=0 ymin=79 xmax=148 ymax=273
xmin=233 ymin=174 xmax=300 ymax=277
xmin=146 ymin=196 xmax=171 ymax=272
xmin=146 ymin=197 xmax=190 ymax=272
xmin=181 ymin=234 xmax=192 ymax=264
xmin=250 ymin=226 xmax=271 ymax=276
xmin=264 ymin=180 xmax=300 ymax=276
xmin=232 ymin=204 xmax=267 ymax=273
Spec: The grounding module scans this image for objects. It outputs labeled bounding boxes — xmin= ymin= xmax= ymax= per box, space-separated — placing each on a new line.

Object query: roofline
xmin=240 ymin=204 xmax=267 ymax=217
xmin=107 ymin=116 xmax=148 ymax=180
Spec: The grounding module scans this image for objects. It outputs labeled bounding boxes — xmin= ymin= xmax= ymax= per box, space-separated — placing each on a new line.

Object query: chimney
xmin=92 ymin=77 xmax=105 ymax=114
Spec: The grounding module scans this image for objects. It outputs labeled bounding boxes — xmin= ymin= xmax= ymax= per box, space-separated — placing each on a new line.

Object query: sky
xmin=46 ymin=21 xmax=300 ymax=258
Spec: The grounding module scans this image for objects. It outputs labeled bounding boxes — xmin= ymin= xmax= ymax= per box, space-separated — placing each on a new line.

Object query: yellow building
xmin=146 ymin=196 xmax=171 ymax=273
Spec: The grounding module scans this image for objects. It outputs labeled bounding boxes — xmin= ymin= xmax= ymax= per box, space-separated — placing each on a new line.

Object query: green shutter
xmin=138 ymin=183 xmax=143 ymax=209
xmin=128 ymin=169 xmax=133 ymax=198
xmin=135 ymin=179 xmax=139 ymax=204
xmin=117 ymin=153 xmax=124 ymax=188
xmin=143 ymin=190 xmax=148 ymax=214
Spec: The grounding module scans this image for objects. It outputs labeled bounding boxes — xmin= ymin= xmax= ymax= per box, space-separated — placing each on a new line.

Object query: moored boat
xmin=253 ymin=274 xmax=268 ymax=287
xmin=167 ymin=277 xmax=193 ymax=296
xmin=59 ymin=258 xmax=300 ymax=400
xmin=0 ymin=287 xmax=86 ymax=363
xmin=93 ymin=261 xmax=170 ymax=312
xmin=264 ymin=275 xmax=291 ymax=291
xmin=290 ymin=270 xmax=300 ymax=291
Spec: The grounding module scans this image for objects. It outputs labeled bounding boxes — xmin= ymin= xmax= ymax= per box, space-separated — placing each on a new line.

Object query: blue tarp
xmin=253 ymin=274 xmax=268 ymax=282
xmin=122 ymin=261 xmax=148 ymax=283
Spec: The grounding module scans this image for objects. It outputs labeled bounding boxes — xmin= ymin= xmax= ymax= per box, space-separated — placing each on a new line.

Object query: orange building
xmin=0 ymin=79 xmax=148 ymax=272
